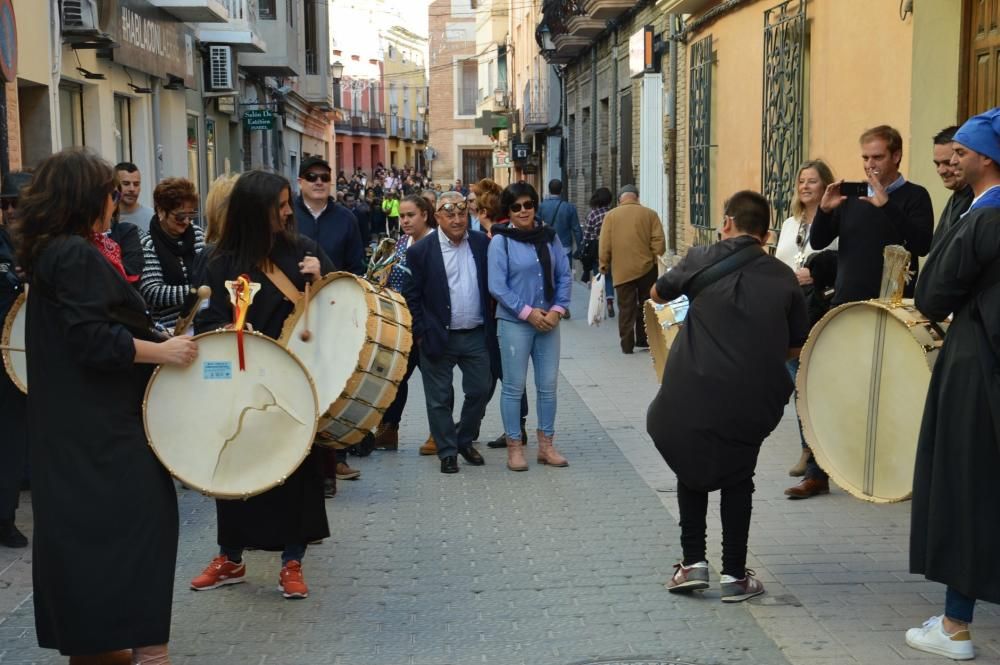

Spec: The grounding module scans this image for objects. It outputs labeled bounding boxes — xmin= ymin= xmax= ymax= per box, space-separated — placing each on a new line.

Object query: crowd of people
xmin=0 ymin=108 xmax=997 ymax=663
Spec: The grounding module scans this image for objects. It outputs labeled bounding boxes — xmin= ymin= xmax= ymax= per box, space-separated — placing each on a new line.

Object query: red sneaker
xmin=190 ymin=555 xmax=246 ymax=590
xmin=279 ymin=560 xmax=309 ymax=599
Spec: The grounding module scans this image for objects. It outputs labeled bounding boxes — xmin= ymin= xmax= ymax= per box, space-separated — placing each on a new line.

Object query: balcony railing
xmin=522 ymin=78 xmax=551 ymax=130
xmin=333 ymin=109 xmax=387 ymax=136
xmin=220 ymin=0 xmax=257 ymax=23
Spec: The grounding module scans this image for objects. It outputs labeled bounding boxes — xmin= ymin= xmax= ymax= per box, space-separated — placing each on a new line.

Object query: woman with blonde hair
xmin=203 ymin=174 xmax=239 ymax=245
xmin=775 ymin=159 xmax=839 ymax=498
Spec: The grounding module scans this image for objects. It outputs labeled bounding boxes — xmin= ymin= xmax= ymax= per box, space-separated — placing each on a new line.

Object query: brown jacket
xmin=598 ymin=200 xmax=666 ymax=286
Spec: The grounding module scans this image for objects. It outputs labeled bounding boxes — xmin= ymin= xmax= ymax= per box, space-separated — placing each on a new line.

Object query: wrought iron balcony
xmin=539 ymin=0 xmax=597 ymax=63
xmin=580 ymin=0 xmax=633 ymax=20
xmin=521 ymin=77 xmax=554 ymax=132
xmin=333 ymin=109 xmax=387 ymax=136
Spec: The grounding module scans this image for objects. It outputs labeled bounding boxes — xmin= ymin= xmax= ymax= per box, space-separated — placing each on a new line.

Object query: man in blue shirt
xmin=537 ymin=179 xmax=583 ymax=265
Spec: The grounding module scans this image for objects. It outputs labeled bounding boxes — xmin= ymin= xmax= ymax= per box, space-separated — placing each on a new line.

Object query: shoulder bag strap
xmin=684 ymin=243 xmax=766 ymax=300
xmin=260 ymin=262 xmax=302 ymax=303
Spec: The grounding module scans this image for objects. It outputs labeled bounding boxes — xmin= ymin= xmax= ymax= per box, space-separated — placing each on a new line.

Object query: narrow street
xmin=1 ymin=282 xmax=997 ymax=665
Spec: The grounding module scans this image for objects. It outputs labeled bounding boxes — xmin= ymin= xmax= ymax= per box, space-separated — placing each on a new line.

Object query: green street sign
xmin=243 ymin=108 xmax=275 ymax=131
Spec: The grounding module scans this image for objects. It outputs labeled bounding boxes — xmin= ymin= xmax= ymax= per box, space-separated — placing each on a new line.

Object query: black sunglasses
xmin=302 ymin=172 xmax=332 ymax=183
xmin=1 ymin=199 xmax=16 ymax=211
xmin=170 ymin=210 xmax=199 ymax=222
xmin=509 ymin=201 xmax=536 ymax=213
xmin=437 ymin=201 xmax=468 ymax=213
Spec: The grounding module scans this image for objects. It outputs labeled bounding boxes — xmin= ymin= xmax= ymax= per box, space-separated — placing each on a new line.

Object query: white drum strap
xmin=863 ymin=310 xmax=890 ymax=497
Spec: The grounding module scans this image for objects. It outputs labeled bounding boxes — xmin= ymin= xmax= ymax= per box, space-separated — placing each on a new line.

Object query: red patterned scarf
xmin=90 ymin=232 xmax=138 ymax=283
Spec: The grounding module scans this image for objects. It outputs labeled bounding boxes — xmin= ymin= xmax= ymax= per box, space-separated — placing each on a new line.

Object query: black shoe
xmin=0 ymin=522 xmax=28 ymax=548
xmin=440 ymin=456 xmax=459 ymax=474
xmin=458 ymin=446 xmax=485 ymax=466
xmin=486 ymin=432 xmax=507 ymax=448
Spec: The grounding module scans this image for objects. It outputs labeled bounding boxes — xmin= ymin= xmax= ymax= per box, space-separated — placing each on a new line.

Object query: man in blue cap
xmin=906 ymin=107 xmax=1000 ymax=661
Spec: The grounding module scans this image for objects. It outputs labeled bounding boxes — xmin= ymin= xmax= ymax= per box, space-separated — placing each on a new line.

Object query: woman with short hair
xmin=140 ymin=177 xmax=205 ymax=331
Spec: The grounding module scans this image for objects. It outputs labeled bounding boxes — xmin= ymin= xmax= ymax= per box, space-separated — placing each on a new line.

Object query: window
xmin=113 ymin=95 xmax=132 ymax=163
xmin=457 ymin=59 xmax=478 ymax=116
xmin=304 ymin=0 xmax=317 ymax=74
xmin=259 ymin=0 xmax=275 ymax=19
xmin=186 ymin=114 xmax=200 ymax=192
xmin=58 ymin=82 xmax=84 ymax=148
xmin=287 ymin=0 xmax=293 ymax=26
xmin=206 ymin=117 xmax=217 ymax=182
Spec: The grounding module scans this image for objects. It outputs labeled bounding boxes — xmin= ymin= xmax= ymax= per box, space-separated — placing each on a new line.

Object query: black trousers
xmin=383 ymin=346 xmax=420 ymax=426
xmin=676 ymin=475 xmax=754 ymax=578
xmin=0 ymin=373 xmax=27 ymax=523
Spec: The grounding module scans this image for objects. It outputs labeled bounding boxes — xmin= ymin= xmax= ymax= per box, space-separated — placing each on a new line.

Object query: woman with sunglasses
xmin=371 ymin=194 xmax=438 ymax=453
xmin=16 ymin=149 xmax=198 ymax=664
xmin=139 ymin=178 xmax=205 ymax=331
xmin=488 ymin=182 xmax=573 ymax=471
xmin=191 ymin=170 xmax=334 ymax=601
xmin=774 ymin=159 xmax=839 ymax=497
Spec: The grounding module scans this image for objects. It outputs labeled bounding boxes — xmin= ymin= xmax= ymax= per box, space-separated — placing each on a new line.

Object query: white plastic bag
xmin=588 ymin=272 xmax=607 ymax=326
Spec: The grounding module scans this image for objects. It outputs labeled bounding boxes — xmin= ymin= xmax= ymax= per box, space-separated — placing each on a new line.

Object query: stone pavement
xmin=0 ymin=280 xmax=997 ymax=665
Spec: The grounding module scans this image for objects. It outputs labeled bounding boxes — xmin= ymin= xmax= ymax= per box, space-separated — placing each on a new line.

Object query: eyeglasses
xmin=302 ymin=172 xmax=332 ymax=183
xmin=0 ymin=199 xmax=16 ymax=211
xmin=170 ymin=210 xmax=199 ymax=222
xmin=508 ymin=201 xmax=536 ymax=213
xmin=110 ymin=190 xmax=122 ymax=205
xmin=437 ymin=201 xmax=468 ymax=213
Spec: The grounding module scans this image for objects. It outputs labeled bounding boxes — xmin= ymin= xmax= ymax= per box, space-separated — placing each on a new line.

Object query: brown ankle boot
xmin=373 ymin=422 xmax=399 ymax=450
xmin=788 ymin=447 xmax=810 ymax=476
xmin=506 ymin=436 xmax=528 ymax=471
xmin=536 ymin=430 xmax=568 ymax=467
xmin=419 ymin=435 xmax=437 ymax=456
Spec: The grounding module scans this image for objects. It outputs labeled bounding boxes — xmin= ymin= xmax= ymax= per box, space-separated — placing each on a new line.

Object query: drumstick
xmin=173 ymin=285 xmax=212 ymax=337
xmin=0 ymin=345 xmax=24 ymax=352
xmin=300 ymin=281 xmax=312 ymax=342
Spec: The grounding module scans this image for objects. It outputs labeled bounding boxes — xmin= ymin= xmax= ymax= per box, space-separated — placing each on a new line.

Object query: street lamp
xmin=416 ymin=103 xmax=426 ymax=117
xmin=331 ymin=60 xmax=344 ymax=82
xmin=539 ymin=24 xmax=556 ymax=54
xmin=389 ymin=103 xmax=398 ymax=116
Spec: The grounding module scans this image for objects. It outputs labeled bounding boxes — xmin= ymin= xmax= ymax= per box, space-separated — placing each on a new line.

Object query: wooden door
xmin=965 ymin=0 xmax=1000 ymax=116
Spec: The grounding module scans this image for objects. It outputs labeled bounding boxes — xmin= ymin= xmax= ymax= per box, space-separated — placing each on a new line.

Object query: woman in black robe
xmin=191 ymin=170 xmax=332 ymax=600
xmin=15 ymin=149 xmax=198 ymax=664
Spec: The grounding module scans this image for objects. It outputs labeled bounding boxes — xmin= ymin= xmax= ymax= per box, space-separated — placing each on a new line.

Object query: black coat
xmin=0 ymin=226 xmax=25 ymax=521
xmin=195 ymin=235 xmax=333 ymax=550
xmin=402 ymin=230 xmax=498 ymax=365
xmin=646 ymin=236 xmax=809 ymax=492
xmin=910 ymin=199 xmax=1000 ymax=603
xmin=26 ymin=236 xmax=178 ymax=655
xmin=109 ymin=219 xmax=144 ymax=281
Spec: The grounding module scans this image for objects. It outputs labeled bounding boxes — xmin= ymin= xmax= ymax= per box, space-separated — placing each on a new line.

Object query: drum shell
xmin=1 ymin=291 xmax=27 ymax=394
xmin=796 ymin=299 xmax=946 ymax=503
xmin=643 ymin=297 xmax=687 ymax=383
xmin=280 ymin=272 xmax=413 ymax=447
xmin=143 ymin=330 xmax=320 ymax=499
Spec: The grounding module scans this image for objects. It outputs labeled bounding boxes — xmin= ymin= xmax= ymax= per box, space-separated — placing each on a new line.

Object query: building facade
xmin=427 ymin=0 xmax=495 ymax=185
xmin=6 ymin=0 xmax=332 ymax=206
xmin=382 ymin=26 xmax=429 ymax=172
xmin=332 ymin=52 xmax=387 ymax=175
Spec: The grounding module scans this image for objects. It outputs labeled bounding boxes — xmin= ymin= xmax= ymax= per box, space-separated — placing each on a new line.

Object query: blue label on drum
xmin=203 ymin=361 xmax=233 ymax=380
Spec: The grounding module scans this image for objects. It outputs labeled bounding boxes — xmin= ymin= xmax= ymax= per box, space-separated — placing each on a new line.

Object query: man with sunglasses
xmin=0 ymin=171 xmax=30 ymax=548
xmin=293 ymin=156 xmax=366 ymax=485
xmin=403 ymin=192 xmax=495 ymax=474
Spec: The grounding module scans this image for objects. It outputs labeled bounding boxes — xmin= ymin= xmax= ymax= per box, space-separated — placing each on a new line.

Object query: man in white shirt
xmin=115 ymin=162 xmax=155 ymax=233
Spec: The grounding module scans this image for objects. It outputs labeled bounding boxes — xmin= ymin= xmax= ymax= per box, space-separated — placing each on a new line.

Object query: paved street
xmin=1 ymin=281 xmax=998 ymax=665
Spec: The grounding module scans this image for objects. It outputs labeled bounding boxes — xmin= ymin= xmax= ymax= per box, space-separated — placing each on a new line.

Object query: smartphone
xmin=840 ymin=181 xmax=869 ymax=197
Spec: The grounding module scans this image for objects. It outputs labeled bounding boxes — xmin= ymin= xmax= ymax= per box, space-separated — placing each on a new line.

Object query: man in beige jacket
xmin=598 ymin=184 xmax=666 ymax=353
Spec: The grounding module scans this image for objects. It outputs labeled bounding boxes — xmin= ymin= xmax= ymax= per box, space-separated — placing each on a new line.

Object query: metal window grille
xmin=761 ymin=0 xmax=806 ymax=245
xmin=689 ymin=35 xmax=714 ymax=246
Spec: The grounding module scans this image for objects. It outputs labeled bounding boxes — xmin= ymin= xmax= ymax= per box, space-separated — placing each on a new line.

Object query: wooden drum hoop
xmin=1 ymin=291 xmax=27 ymax=394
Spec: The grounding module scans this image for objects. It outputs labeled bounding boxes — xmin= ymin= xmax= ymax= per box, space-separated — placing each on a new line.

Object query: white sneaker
xmin=905 ymin=615 xmax=975 ymax=660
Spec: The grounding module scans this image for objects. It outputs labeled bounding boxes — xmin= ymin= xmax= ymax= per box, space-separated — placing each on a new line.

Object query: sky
xmin=330 ymin=0 xmax=431 ymax=58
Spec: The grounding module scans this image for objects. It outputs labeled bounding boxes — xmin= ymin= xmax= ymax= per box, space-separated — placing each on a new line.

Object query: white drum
xmin=280 ymin=272 xmax=413 ymax=447
xmin=797 ymin=299 xmax=946 ymax=503
xmin=2 ymin=290 xmax=27 ymax=393
xmin=143 ymin=330 xmax=320 ymax=499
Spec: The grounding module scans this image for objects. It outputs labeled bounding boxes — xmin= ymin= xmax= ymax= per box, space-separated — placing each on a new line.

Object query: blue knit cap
xmin=954 ymin=107 xmax=1000 ymax=164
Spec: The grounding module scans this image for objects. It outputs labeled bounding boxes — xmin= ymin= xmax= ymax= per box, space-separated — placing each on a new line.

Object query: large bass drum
xmin=643 ymin=296 xmax=689 ymax=382
xmin=797 ymin=299 xmax=946 ymax=503
xmin=280 ymin=272 xmax=412 ymax=447
xmin=1 ymin=291 xmax=27 ymax=394
xmin=144 ymin=330 xmax=320 ymax=499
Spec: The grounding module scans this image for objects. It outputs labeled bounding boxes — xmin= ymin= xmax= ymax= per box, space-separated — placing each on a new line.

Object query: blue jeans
xmin=946 ymin=586 xmax=976 ymax=623
xmin=786 ymin=358 xmax=827 ymax=481
xmin=498 ymin=318 xmax=560 ymax=439
xmin=222 ymin=543 xmax=307 ymax=566
xmin=583 ymin=265 xmax=615 ymax=297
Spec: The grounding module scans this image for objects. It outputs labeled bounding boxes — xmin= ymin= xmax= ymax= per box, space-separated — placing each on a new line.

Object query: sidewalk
xmin=0 ymin=280 xmax=997 ymax=664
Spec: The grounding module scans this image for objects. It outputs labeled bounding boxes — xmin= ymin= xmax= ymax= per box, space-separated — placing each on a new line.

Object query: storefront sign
xmin=512 ymin=143 xmax=530 ymax=161
xmin=243 ymin=109 xmax=276 ymax=132
xmin=216 ymin=96 xmax=237 ymax=114
xmin=493 ymin=149 xmax=512 ymax=168
xmin=629 ymin=26 xmax=655 ymax=78
xmin=0 ymin=0 xmax=16 ymax=83
xmin=111 ymin=0 xmax=195 ymax=88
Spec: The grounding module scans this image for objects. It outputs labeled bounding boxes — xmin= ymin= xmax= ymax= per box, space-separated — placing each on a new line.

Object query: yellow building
xmin=662 ymin=0 xmax=977 ymax=251
xmin=381 ymin=26 xmax=429 ymax=171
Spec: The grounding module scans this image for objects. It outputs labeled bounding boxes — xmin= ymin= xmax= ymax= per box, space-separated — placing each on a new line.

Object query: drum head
xmin=798 ymin=302 xmax=933 ymax=503
xmin=2 ymin=291 xmax=27 ymax=394
xmin=144 ymin=331 xmax=319 ymax=499
xmin=280 ymin=272 xmax=371 ymax=415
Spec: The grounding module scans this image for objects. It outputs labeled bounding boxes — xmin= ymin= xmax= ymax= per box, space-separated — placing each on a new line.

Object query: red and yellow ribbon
xmin=232 ymin=274 xmax=253 ymax=371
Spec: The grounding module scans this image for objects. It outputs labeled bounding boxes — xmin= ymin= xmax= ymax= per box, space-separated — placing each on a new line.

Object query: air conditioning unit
xmin=61 ymin=0 xmax=112 ymax=35
xmin=206 ymin=45 xmax=237 ymax=92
